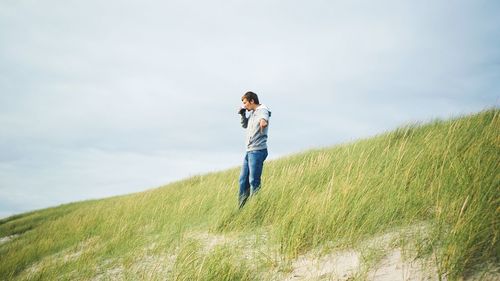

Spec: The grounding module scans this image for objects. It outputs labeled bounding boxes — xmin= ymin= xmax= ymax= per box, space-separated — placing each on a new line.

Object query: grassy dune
xmin=0 ymin=109 xmax=498 ymax=280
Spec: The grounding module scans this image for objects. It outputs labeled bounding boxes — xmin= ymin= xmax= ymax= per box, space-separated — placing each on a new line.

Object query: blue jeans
xmin=239 ymin=149 xmax=268 ymax=208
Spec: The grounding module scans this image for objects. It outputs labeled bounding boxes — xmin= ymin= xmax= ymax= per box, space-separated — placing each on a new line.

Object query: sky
xmin=0 ymin=0 xmax=499 ymax=218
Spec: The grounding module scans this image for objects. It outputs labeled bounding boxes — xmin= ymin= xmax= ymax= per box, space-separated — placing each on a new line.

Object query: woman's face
xmin=242 ymin=98 xmax=255 ymax=110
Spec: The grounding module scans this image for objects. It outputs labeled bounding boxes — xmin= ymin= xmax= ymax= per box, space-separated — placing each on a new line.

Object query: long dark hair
xmin=241 ymin=91 xmax=260 ymax=104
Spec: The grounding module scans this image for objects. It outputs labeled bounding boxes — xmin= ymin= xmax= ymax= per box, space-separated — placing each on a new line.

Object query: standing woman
xmin=237 ymin=91 xmax=271 ymax=208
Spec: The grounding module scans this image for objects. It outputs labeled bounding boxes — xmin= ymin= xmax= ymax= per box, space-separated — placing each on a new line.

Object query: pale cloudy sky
xmin=1 ymin=0 xmax=499 ymax=218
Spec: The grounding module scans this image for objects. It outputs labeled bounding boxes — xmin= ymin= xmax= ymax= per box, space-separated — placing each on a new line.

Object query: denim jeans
xmin=239 ymin=149 xmax=268 ymax=208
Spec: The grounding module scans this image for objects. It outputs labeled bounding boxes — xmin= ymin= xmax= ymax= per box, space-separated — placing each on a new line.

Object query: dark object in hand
xmin=238 ymin=107 xmax=246 ymax=115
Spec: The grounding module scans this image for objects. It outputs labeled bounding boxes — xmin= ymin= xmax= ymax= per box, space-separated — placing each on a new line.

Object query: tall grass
xmin=0 ymin=108 xmax=498 ymax=280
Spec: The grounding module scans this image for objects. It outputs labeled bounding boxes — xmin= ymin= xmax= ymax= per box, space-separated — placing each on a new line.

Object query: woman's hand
xmin=259 ymin=119 xmax=268 ymax=133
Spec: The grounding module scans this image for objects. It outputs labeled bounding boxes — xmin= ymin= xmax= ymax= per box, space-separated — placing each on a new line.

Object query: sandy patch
xmin=285 ymin=250 xmax=360 ymax=280
xmin=131 ymin=253 xmax=176 ymax=279
xmin=186 ymin=231 xmax=233 ymax=252
xmin=368 ymin=249 xmax=442 ymax=281
xmin=0 ymin=234 xmax=19 ymax=245
xmin=92 ymin=264 xmax=125 ymax=281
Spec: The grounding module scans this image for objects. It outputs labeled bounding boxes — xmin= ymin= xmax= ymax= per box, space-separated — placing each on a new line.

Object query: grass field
xmin=0 ymin=108 xmax=498 ymax=280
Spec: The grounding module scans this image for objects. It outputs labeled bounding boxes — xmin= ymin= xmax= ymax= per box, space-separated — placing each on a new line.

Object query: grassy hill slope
xmin=0 ymin=109 xmax=498 ymax=280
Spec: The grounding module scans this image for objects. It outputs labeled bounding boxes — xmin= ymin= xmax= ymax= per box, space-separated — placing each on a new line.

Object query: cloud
xmin=0 ymin=0 xmax=499 ymax=218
